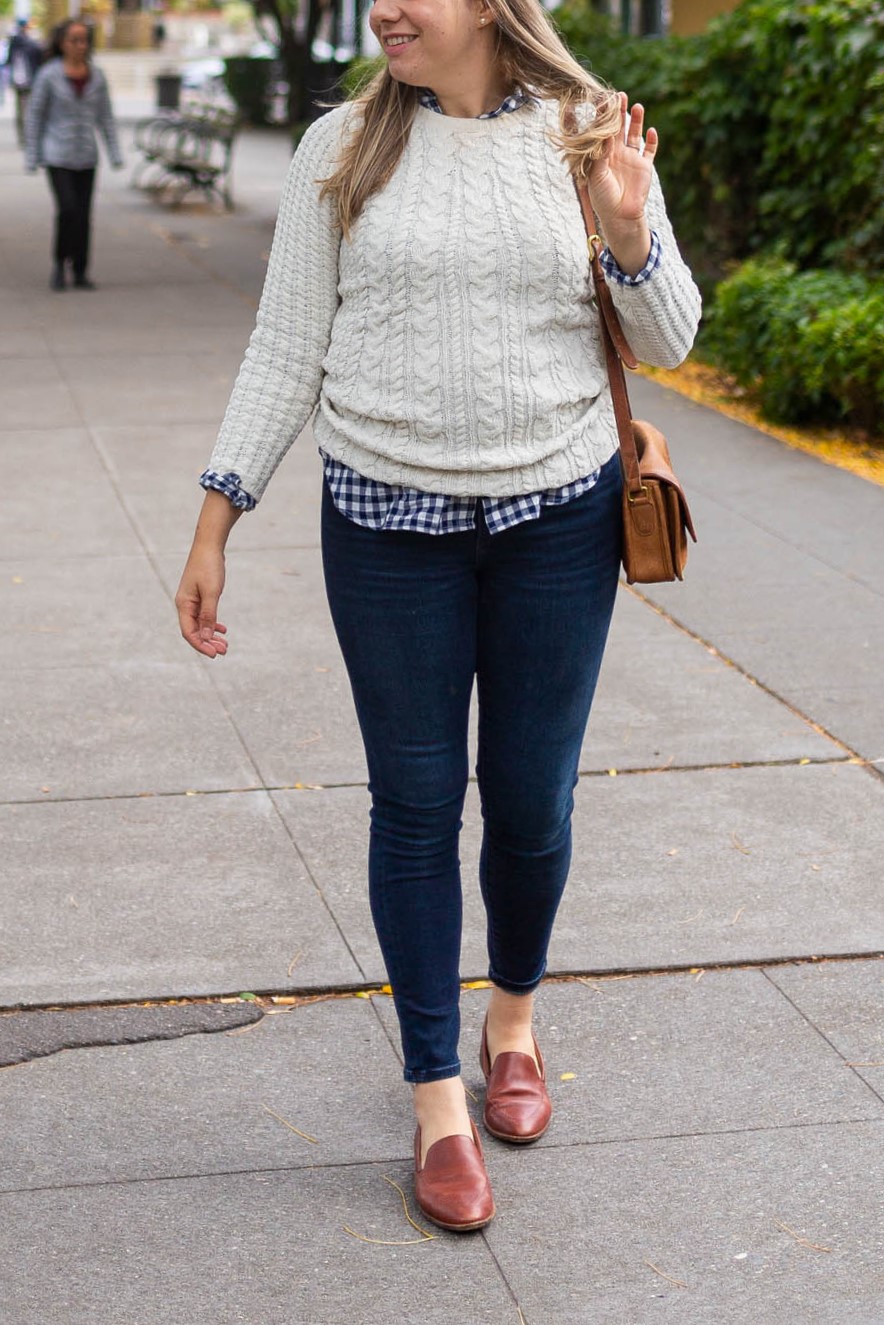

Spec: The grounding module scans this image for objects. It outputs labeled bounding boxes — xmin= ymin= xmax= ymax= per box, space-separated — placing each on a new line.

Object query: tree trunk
xmin=253 ymin=0 xmax=327 ymax=126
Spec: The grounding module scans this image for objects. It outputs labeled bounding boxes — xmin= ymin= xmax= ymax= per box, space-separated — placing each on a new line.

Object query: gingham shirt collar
xmin=418 ymin=87 xmax=533 ymax=118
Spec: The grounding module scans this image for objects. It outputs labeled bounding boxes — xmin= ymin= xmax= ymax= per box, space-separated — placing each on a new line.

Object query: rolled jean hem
xmin=404 ymin=1060 xmax=462 ymax=1085
xmin=489 ymin=969 xmax=546 ymax=996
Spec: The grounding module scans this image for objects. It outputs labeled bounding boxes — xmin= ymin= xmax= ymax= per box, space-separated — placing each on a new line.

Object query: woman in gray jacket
xmin=25 ymin=19 xmax=122 ymax=290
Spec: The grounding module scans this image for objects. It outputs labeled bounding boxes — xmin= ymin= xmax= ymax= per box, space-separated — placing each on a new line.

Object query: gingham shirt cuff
xmin=599 ymin=230 xmax=662 ymax=286
xmin=199 ymin=470 xmax=257 ymax=511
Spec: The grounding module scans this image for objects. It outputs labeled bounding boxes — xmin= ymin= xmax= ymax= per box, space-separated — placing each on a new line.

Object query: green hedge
xmin=224 ymin=57 xmax=274 ymax=126
xmin=554 ymin=0 xmax=884 ymax=282
xmin=702 ymin=258 xmax=884 ymax=433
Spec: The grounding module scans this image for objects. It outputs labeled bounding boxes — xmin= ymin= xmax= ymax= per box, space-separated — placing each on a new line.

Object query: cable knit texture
xmin=207 ymin=98 xmax=701 ymax=502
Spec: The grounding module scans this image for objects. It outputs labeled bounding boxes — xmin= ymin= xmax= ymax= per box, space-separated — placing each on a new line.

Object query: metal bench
xmin=132 ymin=106 xmax=239 ymax=210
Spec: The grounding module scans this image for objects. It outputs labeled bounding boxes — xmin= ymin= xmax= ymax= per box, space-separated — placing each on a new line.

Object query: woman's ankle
xmin=485 ymin=988 xmax=538 ymax=1067
xmin=413 ymin=1076 xmax=472 ymax=1163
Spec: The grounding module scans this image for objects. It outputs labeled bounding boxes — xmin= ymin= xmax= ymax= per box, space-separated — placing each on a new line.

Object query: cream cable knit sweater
xmin=208 ymin=98 xmax=701 ymax=502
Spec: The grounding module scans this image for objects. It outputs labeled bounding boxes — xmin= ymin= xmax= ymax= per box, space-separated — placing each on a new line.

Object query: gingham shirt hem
xmin=320 ymin=453 xmax=601 ymax=536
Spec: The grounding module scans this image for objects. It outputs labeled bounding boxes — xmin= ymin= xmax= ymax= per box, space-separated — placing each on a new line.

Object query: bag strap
xmin=573 ymin=178 xmax=645 ymax=501
xmin=561 ymin=107 xmax=644 ymax=500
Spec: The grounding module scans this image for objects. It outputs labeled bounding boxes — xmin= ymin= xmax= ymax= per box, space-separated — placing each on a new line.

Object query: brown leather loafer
xmin=413 ymin=1121 xmax=495 ymax=1231
xmin=480 ymin=1018 xmax=552 ymax=1143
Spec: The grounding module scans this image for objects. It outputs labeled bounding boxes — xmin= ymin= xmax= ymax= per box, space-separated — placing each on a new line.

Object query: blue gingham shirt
xmin=200 ymin=88 xmax=662 ymax=528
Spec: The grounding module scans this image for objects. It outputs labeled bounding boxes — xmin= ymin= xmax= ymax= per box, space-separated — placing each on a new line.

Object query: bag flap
xmin=630 ymin=420 xmax=697 ymax=543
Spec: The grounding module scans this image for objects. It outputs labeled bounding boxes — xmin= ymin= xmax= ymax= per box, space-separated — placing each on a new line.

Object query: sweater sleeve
xmin=602 ymin=167 xmax=702 ymax=370
xmin=204 ymin=109 xmax=347 ymax=502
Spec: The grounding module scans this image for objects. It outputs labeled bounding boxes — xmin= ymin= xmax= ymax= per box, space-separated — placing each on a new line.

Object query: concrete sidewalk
xmin=1 ymin=112 xmax=883 ymax=1324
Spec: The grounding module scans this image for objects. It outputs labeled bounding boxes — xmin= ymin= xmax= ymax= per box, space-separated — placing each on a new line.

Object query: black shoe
xmin=73 ymin=275 xmax=96 ymax=290
xmin=50 ymin=265 xmax=66 ymax=291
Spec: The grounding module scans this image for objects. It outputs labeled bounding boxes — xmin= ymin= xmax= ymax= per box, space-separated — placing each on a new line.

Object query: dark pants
xmin=321 ymin=451 xmax=623 ymax=1082
xmin=47 ymin=166 xmax=96 ymax=279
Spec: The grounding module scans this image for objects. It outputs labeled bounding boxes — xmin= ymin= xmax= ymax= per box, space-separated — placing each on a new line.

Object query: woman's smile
xmin=384 ymin=33 xmax=419 ymax=56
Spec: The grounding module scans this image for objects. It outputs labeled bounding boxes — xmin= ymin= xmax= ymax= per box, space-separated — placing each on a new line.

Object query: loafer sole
xmin=418 ymin=1203 xmax=497 ymax=1232
xmin=483 ymin=1117 xmax=550 ymax=1145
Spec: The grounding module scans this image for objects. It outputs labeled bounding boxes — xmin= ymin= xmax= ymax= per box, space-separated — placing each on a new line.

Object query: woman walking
xmin=176 ymin=0 xmax=700 ymax=1231
xmin=25 ymin=19 xmax=122 ymax=291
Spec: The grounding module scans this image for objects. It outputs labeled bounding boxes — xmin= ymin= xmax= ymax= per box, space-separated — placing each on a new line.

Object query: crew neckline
xmin=414 ymin=97 xmax=541 ymax=135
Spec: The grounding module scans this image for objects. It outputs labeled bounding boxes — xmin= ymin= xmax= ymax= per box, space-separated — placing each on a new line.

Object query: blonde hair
xmin=320 ymin=0 xmax=621 ymax=239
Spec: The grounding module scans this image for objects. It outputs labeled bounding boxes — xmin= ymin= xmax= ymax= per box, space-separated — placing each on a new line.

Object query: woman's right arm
xmin=175 ymin=490 xmax=242 ymax=657
xmin=177 ymin=107 xmax=350 ymax=658
xmin=201 ymin=107 xmax=348 ymax=504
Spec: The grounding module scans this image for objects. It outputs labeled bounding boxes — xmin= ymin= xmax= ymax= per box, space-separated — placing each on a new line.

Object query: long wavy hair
xmin=320 ymin=0 xmax=621 ymax=239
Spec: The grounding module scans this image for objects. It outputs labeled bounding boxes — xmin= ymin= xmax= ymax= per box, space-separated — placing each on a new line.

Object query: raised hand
xmin=586 ymin=92 xmax=657 ymax=277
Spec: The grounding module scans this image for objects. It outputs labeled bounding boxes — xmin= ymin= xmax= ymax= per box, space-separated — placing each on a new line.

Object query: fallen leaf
xmin=560 ymin=1072 xmax=576 ymax=1081
xmin=608 ymin=768 xmax=618 ymax=777
xmin=731 ymin=833 xmax=751 ymax=855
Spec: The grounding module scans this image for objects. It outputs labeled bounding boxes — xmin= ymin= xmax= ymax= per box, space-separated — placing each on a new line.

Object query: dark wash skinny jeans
xmin=321 ymin=452 xmax=623 ymax=1083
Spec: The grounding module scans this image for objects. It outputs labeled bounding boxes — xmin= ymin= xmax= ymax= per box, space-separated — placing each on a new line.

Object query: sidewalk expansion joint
xmin=0 ymin=751 xmax=865 ymax=809
xmin=626 ymin=585 xmax=884 ymax=783
xmin=2 ymin=1115 xmax=881 ymax=1202
xmin=3 ymin=955 xmax=881 ymax=1065
xmin=761 ymin=967 xmax=884 ymax=1110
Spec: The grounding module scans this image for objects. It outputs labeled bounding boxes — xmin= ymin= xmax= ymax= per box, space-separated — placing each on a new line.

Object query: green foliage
xmin=223 ymin=56 xmax=275 ymax=126
xmin=339 ymin=55 xmax=384 ymax=99
xmin=703 ymin=257 xmax=884 ymax=433
xmin=554 ymin=0 xmax=884 ymax=279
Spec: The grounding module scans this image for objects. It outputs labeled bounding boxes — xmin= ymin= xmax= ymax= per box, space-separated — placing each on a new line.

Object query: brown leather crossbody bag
xmin=572 ymin=178 xmax=697 ymax=584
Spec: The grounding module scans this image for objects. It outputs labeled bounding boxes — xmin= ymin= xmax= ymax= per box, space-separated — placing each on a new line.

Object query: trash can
xmin=156 ymin=73 xmax=182 ymax=112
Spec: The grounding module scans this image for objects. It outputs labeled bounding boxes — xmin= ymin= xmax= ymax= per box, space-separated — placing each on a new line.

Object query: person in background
xmin=5 ymin=17 xmax=43 ymax=146
xmin=24 ymin=18 xmax=122 ymax=291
